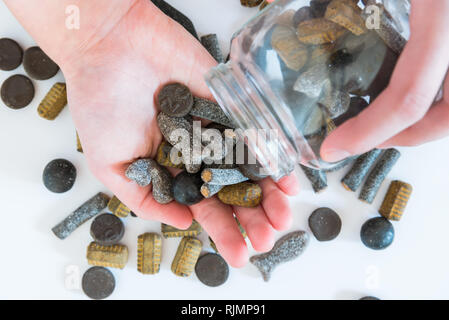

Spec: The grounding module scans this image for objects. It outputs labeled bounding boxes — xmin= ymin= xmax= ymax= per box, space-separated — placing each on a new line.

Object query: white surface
xmin=0 ymin=0 xmax=448 ymax=300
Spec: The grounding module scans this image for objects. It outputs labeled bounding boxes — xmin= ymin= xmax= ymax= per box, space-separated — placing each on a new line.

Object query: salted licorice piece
xmin=156 ymin=141 xmax=184 ymax=169
xmin=137 ymin=233 xmax=162 ymax=275
xmin=125 ymin=159 xmax=153 ymax=187
xmin=379 ymin=180 xmax=412 ymax=221
xmin=43 ymin=159 xmax=77 ymax=193
xmin=200 ymin=183 xmax=223 ymax=198
xmin=86 ymin=242 xmax=129 ymax=269
xmin=90 ymin=213 xmax=125 ymax=245
xmin=297 ymin=18 xmax=346 ymax=45
xmin=52 ymin=192 xmax=110 ymax=240
xmin=201 ymin=34 xmax=224 ymax=63
xmin=310 ymin=0 xmax=332 ymax=18
xmin=107 ymin=195 xmax=131 ymax=218
xmin=1 ymin=74 xmax=34 ymax=109
xmin=82 ymin=267 xmax=115 ymax=300
xmin=190 ymin=97 xmax=234 ymax=128
xmin=300 ymin=165 xmax=327 ymax=193
xmin=0 ymin=38 xmax=23 ymax=71
xmin=161 ymin=220 xmax=202 ymax=238
xmin=360 ymin=217 xmax=394 ymax=250
xmin=151 ymin=0 xmax=198 ymax=39
xmin=241 ymin=0 xmax=263 ymax=7
xmin=173 ymin=171 xmax=204 ymax=206
xmin=23 ymin=46 xmax=59 ymax=80
xmin=218 ymin=182 xmax=262 ymax=208
xmin=76 ymin=132 xmax=83 ymax=153
xmin=341 ymin=149 xmax=382 ymax=192
xmin=250 ymin=231 xmax=309 ymax=282
xmin=158 ymin=83 xmax=193 ymax=117
xmin=325 ymin=0 xmax=366 ymax=36
xmin=37 ymin=83 xmax=67 ymax=120
xmin=271 ymin=25 xmax=308 ymax=72
xmin=318 ymin=82 xmax=351 ymax=119
xmin=308 ymin=207 xmax=341 ymax=241
xmin=171 ymin=236 xmax=202 ymax=277
xmin=359 ymin=148 xmax=401 ymax=204
xmin=195 ymin=253 xmax=229 ymax=287
xmin=201 ymin=168 xmax=249 ymax=186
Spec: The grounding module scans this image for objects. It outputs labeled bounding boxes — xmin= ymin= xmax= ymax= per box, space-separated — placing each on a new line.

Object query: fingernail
xmin=323 ymin=149 xmax=352 ymax=162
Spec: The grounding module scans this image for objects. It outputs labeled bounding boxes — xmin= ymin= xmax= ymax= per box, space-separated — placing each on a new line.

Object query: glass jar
xmin=205 ymin=0 xmax=410 ymax=180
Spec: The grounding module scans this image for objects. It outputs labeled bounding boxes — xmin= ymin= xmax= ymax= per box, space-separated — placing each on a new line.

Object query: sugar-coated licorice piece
xmin=200 ymin=183 xmax=223 ymax=198
xmin=379 ymin=180 xmax=412 ymax=221
xmin=190 ymin=97 xmax=235 ymax=128
xmin=201 ymin=168 xmax=249 ymax=186
xmin=300 ymin=165 xmax=327 ymax=193
xmin=359 ymin=148 xmax=401 ymax=204
xmin=137 ymin=233 xmax=162 ymax=275
xmin=201 ymin=34 xmax=224 ymax=63
xmin=341 ymin=149 xmax=382 ymax=192
xmin=52 ymin=192 xmax=110 ymax=240
xmin=171 ymin=237 xmax=202 ymax=277
xmin=86 ymin=242 xmax=129 ymax=269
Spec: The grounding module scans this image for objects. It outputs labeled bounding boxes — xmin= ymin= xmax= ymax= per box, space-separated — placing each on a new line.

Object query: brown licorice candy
xmin=201 ymin=34 xmax=224 ymax=63
xmin=76 ymin=132 xmax=83 ymax=153
xmin=200 ymin=183 xmax=224 ymax=198
xmin=156 ymin=141 xmax=185 ymax=169
xmin=300 ymin=165 xmax=327 ymax=193
xmin=240 ymin=0 xmax=263 ymax=8
xmin=271 ymin=25 xmax=308 ymax=72
xmin=37 ymin=82 xmax=67 ymax=120
xmin=201 ymin=168 xmax=249 ymax=186
xmin=161 ymin=220 xmax=202 ymax=238
xmin=137 ymin=233 xmax=162 ymax=275
xmin=297 ymin=18 xmax=346 ymax=45
xmin=171 ymin=236 xmax=202 ymax=277
xmin=379 ymin=180 xmax=412 ymax=221
xmin=359 ymin=148 xmax=401 ymax=204
xmin=218 ymin=182 xmax=262 ymax=208
xmin=86 ymin=242 xmax=129 ymax=269
xmin=325 ymin=0 xmax=366 ymax=36
xmin=342 ymin=149 xmax=382 ymax=192
xmin=107 ymin=195 xmax=131 ymax=218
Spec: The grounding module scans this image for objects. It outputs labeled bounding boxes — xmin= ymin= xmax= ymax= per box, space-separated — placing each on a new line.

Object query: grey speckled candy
xmin=200 ymin=183 xmax=224 ymax=198
xmin=300 ymin=165 xmax=327 ymax=193
xmin=359 ymin=148 xmax=401 ymax=204
xmin=190 ymin=97 xmax=235 ymax=128
xmin=201 ymin=34 xmax=224 ymax=63
xmin=342 ymin=149 xmax=382 ymax=192
xmin=201 ymin=168 xmax=248 ymax=186
xmin=125 ymin=159 xmax=153 ymax=187
xmin=52 ymin=192 xmax=110 ymax=240
xmin=250 ymin=231 xmax=309 ymax=282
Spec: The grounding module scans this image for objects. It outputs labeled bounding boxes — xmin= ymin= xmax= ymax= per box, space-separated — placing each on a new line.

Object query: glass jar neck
xmin=205 ymin=61 xmax=319 ymax=180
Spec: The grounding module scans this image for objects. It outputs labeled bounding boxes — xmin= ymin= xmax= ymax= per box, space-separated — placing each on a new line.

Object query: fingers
xmin=321 ymin=0 xmax=449 ymax=161
xmin=276 ymin=172 xmax=300 ymax=196
xmin=234 ymin=206 xmax=275 ymax=252
xmin=259 ymin=178 xmax=293 ymax=231
xmin=189 ymin=198 xmax=248 ymax=268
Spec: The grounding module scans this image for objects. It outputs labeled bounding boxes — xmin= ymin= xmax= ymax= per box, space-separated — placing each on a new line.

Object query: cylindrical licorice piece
xmin=200 ymin=183 xmax=223 ymax=198
xmin=341 ymin=149 xmax=382 ymax=192
xmin=171 ymin=237 xmax=202 ymax=277
xmin=76 ymin=132 xmax=83 ymax=153
xmin=156 ymin=141 xmax=184 ymax=169
xmin=210 ymin=217 xmax=246 ymax=252
xmin=37 ymin=82 xmax=67 ymax=120
xmin=107 ymin=195 xmax=131 ymax=218
xmin=161 ymin=220 xmax=202 ymax=238
xmin=201 ymin=168 xmax=249 ymax=186
xmin=379 ymin=180 xmax=412 ymax=221
xmin=86 ymin=242 xmax=129 ymax=269
xmin=190 ymin=97 xmax=235 ymax=128
xmin=201 ymin=34 xmax=224 ymax=63
xmin=137 ymin=233 xmax=162 ymax=275
xmin=359 ymin=148 xmax=401 ymax=204
xmin=52 ymin=192 xmax=110 ymax=240
xmin=240 ymin=0 xmax=263 ymax=8
xmin=300 ymin=165 xmax=327 ymax=193
xmin=218 ymin=182 xmax=262 ymax=208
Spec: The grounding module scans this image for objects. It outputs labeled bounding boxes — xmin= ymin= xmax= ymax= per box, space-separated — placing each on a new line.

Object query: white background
xmin=0 ymin=0 xmax=448 ymax=300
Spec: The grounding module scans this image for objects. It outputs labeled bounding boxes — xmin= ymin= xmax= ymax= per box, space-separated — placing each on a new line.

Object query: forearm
xmin=3 ymin=0 xmax=138 ymax=73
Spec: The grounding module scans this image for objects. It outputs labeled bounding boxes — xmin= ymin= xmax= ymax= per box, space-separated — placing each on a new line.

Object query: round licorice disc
xmin=90 ymin=213 xmax=125 ymax=245
xmin=1 ymin=75 xmax=34 ymax=109
xmin=158 ymin=83 xmax=193 ymax=117
xmin=195 ymin=253 xmax=229 ymax=287
xmin=0 ymin=38 xmax=23 ymax=71
xmin=360 ymin=217 xmax=394 ymax=250
xmin=308 ymin=207 xmax=342 ymax=241
xmin=82 ymin=267 xmax=115 ymax=300
xmin=42 ymin=159 xmax=77 ymax=193
xmin=23 ymin=46 xmax=59 ymax=80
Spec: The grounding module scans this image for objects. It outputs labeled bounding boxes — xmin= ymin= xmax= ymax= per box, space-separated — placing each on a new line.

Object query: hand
xmin=321 ymin=0 xmax=449 ymax=161
xmin=5 ymin=0 xmax=299 ymax=267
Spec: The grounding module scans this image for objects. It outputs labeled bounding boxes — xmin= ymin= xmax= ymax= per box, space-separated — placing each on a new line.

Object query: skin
xmin=4 ymin=0 xmax=299 ymax=268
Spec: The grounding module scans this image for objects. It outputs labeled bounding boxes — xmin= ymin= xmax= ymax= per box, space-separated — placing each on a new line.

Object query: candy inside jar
xmin=206 ymin=0 xmax=410 ymax=179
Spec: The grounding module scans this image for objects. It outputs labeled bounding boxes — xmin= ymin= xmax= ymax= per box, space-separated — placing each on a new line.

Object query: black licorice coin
xmin=361 ymin=217 xmax=394 ymax=250
xmin=195 ymin=253 xmax=229 ymax=287
xmin=42 ymin=159 xmax=76 ymax=193
xmin=90 ymin=213 xmax=125 ymax=245
xmin=82 ymin=267 xmax=115 ymax=300
xmin=308 ymin=207 xmax=342 ymax=241
xmin=0 ymin=38 xmax=23 ymax=71
xmin=360 ymin=296 xmax=381 ymax=300
xmin=1 ymin=75 xmax=34 ymax=109
xmin=173 ymin=171 xmax=204 ymax=206
xmin=158 ymin=83 xmax=193 ymax=117
xmin=23 ymin=46 xmax=59 ymax=80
